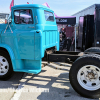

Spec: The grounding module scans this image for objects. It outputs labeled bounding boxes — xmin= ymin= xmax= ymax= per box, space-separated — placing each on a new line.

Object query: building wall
xmin=73 ymin=4 xmax=96 ymax=24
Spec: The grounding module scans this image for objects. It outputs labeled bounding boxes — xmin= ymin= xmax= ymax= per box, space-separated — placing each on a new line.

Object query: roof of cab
xmin=12 ymin=4 xmax=53 ymax=12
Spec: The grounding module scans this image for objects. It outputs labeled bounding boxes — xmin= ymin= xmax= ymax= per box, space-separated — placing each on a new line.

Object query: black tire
xmin=84 ymin=47 xmax=100 ymax=53
xmin=0 ymin=50 xmax=13 ymax=80
xmin=69 ymin=54 xmax=100 ymax=98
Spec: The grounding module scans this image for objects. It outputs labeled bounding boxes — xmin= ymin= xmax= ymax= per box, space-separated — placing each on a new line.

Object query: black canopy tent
xmin=55 ymin=16 xmax=76 ymax=51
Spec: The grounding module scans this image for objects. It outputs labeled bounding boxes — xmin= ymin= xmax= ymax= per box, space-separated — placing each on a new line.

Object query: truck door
xmin=14 ymin=9 xmax=35 ymax=59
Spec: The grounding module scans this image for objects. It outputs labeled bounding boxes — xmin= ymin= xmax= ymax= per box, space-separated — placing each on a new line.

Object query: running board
xmin=14 ymin=69 xmax=41 ymax=74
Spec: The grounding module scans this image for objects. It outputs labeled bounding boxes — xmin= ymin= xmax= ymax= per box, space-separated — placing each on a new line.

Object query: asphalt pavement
xmin=0 ymin=62 xmax=99 ymax=100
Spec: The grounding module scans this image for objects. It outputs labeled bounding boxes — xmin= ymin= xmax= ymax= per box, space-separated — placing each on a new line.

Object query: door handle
xmin=35 ymin=16 xmax=38 ymax=24
xmin=28 ymin=26 xmax=34 ymax=28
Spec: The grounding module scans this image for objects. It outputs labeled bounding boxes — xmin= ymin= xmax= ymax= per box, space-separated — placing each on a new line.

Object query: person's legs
xmin=62 ymin=38 xmax=67 ymax=49
xmin=67 ymin=39 xmax=71 ymax=51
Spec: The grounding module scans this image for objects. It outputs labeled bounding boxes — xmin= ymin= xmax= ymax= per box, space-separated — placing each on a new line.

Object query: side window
xmin=14 ymin=9 xmax=33 ymax=24
xmin=14 ymin=10 xmax=20 ymax=24
xmin=44 ymin=11 xmax=54 ymax=21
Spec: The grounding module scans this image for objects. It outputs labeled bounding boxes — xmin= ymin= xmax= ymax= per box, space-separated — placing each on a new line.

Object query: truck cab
xmin=0 ymin=4 xmax=59 ymax=79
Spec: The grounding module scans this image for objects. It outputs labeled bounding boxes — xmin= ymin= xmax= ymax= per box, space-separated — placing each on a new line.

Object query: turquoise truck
xmin=1 ymin=4 xmax=100 ymax=99
xmin=0 ymin=4 xmax=59 ymax=79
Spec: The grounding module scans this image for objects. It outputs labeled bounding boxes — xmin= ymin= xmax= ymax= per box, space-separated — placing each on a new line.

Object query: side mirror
xmin=6 ymin=13 xmax=12 ymax=24
xmin=8 ymin=17 xmax=12 ymax=23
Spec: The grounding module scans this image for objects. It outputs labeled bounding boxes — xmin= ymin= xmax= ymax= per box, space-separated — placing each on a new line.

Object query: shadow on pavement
xmin=0 ymin=72 xmax=24 ymax=89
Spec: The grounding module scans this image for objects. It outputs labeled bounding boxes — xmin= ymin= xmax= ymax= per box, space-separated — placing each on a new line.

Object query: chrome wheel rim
xmin=77 ymin=65 xmax=100 ymax=91
xmin=0 ymin=56 xmax=9 ymax=75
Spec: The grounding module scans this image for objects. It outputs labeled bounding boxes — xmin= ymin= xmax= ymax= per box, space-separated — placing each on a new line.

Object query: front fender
xmin=0 ymin=44 xmax=15 ymax=69
xmin=0 ymin=44 xmax=15 ymax=59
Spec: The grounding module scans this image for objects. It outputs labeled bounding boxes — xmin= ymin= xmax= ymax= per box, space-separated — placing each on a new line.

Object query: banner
xmin=27 ymin=2 xmax=29 ymax=4
xmin=10 ymin=0 xmax=14 ymax=11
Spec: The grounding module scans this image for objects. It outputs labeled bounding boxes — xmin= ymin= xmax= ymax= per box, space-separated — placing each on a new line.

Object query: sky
xmin=0 ymin=0 xmax=100 ymax=16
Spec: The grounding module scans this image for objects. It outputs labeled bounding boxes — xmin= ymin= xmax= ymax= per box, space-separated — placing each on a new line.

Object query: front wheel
xmin=69 ymin=54 xmax=100 ymax=98
xmin=0 ymin=50 xmax=13 ymax=80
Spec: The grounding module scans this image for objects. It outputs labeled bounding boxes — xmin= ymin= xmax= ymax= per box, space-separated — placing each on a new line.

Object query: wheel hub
xmin=0 ymin=56 xmax=9 ymax=75
xmin=86 ymin=70 xmax=98 ymax=81
xmin=77 ymin=65 xmax=100 ymax=90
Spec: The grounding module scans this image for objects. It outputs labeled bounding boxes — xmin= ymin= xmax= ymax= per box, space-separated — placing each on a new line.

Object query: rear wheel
xmin=69 ymin=54 xmax=100 ymax=98
xmin=0 ymin=50 xmax=13 ymax=80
